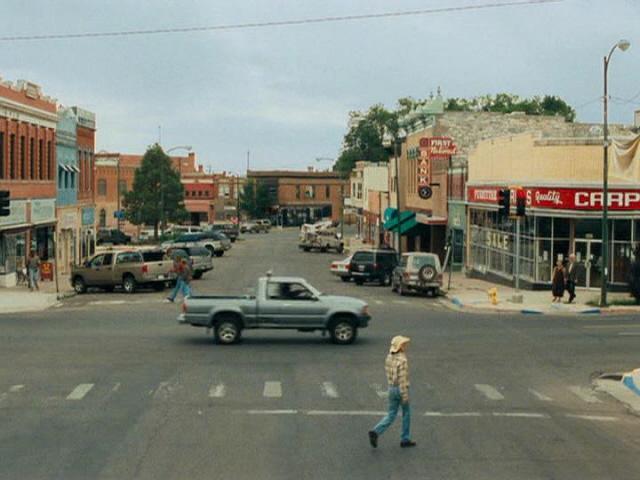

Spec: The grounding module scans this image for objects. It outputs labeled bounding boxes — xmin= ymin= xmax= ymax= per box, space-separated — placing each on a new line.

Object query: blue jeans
xmin=372 ymin=386 xmax=411 ymax=442
xmin=168 ymin=277 xmax=191 ymax=301
xmin=28 ymin=268 xmax=39 ymax=290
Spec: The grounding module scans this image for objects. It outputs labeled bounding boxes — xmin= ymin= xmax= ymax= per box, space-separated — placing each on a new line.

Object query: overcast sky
xmin=1 ymin=0 xmax=639 ymax=172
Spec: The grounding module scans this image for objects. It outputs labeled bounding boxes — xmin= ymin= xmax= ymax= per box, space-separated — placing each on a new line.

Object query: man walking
xmin=566 ymin=253 xmax=578 ymax=304
xmin=165 ymin=256 xmax=192 ymax=303
xmin=369 ymin=336 xmax=416 ymax=449
xmin=27 ymin=251 xmax=41 ymax=291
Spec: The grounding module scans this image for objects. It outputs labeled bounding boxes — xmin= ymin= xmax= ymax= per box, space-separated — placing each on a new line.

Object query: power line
xmin=0 ymin=0 xmax=563 ymax=42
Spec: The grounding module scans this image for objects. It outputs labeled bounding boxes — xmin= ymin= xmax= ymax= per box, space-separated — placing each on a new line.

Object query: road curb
xmin=442 ymin=297 xmax=608 ymax=316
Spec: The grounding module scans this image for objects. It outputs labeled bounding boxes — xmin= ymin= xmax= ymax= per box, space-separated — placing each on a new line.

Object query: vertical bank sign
xmin=417 ymin=137 xmax=457 ymax=200
xmin=467 ymin=186 xmax=640 ymax=211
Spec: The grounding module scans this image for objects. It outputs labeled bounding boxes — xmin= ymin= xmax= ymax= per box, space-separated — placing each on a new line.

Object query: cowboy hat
xmin=389 ymin=335 xmax=410 ymax=354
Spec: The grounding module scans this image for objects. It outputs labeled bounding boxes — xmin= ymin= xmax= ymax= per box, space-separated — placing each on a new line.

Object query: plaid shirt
xmin=385 ymin=352 xmax=410 ymax=402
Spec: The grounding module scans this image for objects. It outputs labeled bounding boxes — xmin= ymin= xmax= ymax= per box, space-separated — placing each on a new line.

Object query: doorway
xmin=573 ymin=240 xmax=603 ymax=289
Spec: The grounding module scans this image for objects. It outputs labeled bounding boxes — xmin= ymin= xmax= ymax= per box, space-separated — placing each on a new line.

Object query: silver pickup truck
xmin=178 ymin=275 xmax=370 ymax=345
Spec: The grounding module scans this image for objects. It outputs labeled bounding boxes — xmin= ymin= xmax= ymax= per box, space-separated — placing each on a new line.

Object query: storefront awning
xmin=383 ymin=208 xmax=417 ymax=234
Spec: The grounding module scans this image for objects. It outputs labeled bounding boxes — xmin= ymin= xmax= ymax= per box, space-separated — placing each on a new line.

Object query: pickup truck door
xmin=88 ymin=253 xmax=114 ymax=285
xmin=261 ymin=281 xmax=327 ymax=327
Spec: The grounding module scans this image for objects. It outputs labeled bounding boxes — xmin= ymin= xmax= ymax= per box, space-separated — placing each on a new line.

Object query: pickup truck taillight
xmin=142 ymin=264 xmax=149 ymax=274
xmin=346 ymin=263 xmax=352 ymax=271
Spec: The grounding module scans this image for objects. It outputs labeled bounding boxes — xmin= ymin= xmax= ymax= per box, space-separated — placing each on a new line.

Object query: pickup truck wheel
xmin=340 ymin=276 xmax=350 ymax=282
xmin=215 ymin=251 xmax=224 ymax=257
xmin=192 ymin=271 xmax=203 ymax=280
xmin=73 ymin=276 xmax=87 ymax=294
xmin=215 ymin=318 xmax=242 ymax=345
xmin=303 ymin=247 xmax=311 ymax=252
xmin=123 ymin=275 xmax=137 ymax=294
xmin=329 ymin=317 xmax=357 ymax=345
xmin=354 ymin=279 xmax=364 ymax=286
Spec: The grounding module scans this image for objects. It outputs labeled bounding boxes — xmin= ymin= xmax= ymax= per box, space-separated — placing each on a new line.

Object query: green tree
xmin=239 ymin=180 xmax=273 ymax=218
xmin=123 ymin=144 xmax=187 ymax=239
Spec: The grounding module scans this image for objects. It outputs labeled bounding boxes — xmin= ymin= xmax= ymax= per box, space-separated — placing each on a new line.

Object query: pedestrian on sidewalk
xmin=27 ymin=251 xmax=41 ymax=291
xmin=566 ymin=254 xmax=578 ymax=304
xmin=551 ymin=259 xmax=566 ymax=302
xmin=165 ymin=256 xmax=192 ymax=303
xmin=368 ymin=336 xmax=416 ymax=449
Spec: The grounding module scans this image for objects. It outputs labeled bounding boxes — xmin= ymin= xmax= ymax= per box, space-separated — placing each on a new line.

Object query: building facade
xmin=248 ymin=169 xmax=348 ymax=226
xmin=0 ymin=79 xmax=57 ymax=287
xmin=466 ymin=132 xmax=640 ymax=290
xmin=345 ymin=161 xmax=388 ymax=245
xmin=182 ymin=170 xmax=243 ymax=225
xmin=73 ymin=106 xmax=97 ymax=263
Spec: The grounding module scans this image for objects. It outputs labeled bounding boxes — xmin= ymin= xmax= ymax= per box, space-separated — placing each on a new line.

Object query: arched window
xmin=99 ymin=209 xmax=106 ymax=228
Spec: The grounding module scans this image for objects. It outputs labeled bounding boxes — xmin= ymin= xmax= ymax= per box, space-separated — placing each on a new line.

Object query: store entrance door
xmin=574 ymin=240 xmax=603 ymax=289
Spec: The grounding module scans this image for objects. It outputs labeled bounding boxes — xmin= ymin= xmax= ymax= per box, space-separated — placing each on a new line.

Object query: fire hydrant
xmin=487 ymin=287 xmax=498 ymax=305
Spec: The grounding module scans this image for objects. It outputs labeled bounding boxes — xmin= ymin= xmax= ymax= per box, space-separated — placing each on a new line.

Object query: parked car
xmin=299 ymin=229 xmax=344 ymax=253
xmin=96 ymin=229 xmax=131 ymax=245
xmin=209 ymin=223 xmax=239 ymax=242
xmin=161 ymin=232 xmax=226 ymax=257
xmin=166 ymin=246 xmax=213 ymax=280
xmin=165 ymin=225 xmax=203 ymax=236
xmin=201 ymin=230 xmax=232 ymax=251
xmin=178 ymin=275 xmax=370 ymax=345
xmin=240 ymin=222 xmax=260 ymax=234
xmin=348 ymin=248 xmax=399 ymax=286
xmin=330 ymin=255 xmax=353 ymax=282
xmin=256 ymin=219 xmax=272 ymax=231
xmin=392 ymin=252 xmax=443 ymax=297
xmin=71 ymin=249 xmax=173 ymax=294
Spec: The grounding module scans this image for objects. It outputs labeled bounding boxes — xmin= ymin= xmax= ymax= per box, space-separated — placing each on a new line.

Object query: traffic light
xmin=497 ymin=188 xmax=510 ymax=217
xmin=516 ymin=188 xmax=526 ymax=216
xmin=0 ymin=190 xmax=10 ymax=217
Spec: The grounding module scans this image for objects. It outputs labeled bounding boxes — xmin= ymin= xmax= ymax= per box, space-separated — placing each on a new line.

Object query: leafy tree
xmin=239 ymin=180 xmax=273 ymax=218
xmin=123 ymin=144 xmax=187 ymax=239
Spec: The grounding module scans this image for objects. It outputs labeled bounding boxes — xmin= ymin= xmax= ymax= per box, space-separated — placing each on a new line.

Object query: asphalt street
xmin=1 ymin=229 xmax=639 ymax=480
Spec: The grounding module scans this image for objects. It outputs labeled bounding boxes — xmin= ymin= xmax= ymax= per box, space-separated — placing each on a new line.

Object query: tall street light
xmin=162 ymin=145 xmax=192 ymax=233
xmin=601 ymin=39 xmax=630 ymax=307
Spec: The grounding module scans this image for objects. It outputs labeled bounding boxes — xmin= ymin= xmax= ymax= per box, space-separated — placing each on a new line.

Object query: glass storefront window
xmin=614 ymin=220 xmax=631 ymax=241
xmin=575 ymin=219 xmax=601 ymax=239
xmin=613 ymin=242 xmax=632 ymax=283
xmin=538 ymin=217 xmax=552 ymax=237
xmin=554 ymin=217 xmax=570 ymax=238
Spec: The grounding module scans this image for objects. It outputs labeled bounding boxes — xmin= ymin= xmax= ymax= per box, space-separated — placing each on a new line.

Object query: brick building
xmin=94 ymin=151 xmax=197 ymax=235
xmin=0 ymin=78 xmax=57 ymax=287
xmin=248 ymin=169 xmax=348 ymax=226
xmin=73 ymin=107 xmax=97 ymax=262
xmin=182 ymin=170 xmax=243 ymax=225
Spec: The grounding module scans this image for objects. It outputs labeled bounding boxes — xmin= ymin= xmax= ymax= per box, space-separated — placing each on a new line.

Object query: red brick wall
xmin=76 ymin=125 xmax=95 ymax=203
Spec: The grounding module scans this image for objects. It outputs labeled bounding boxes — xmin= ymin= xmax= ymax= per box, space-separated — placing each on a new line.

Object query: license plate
xmin=158 ymin=275 xmax=165 ymax=280
xmin=358 ymin=265 xmax=365 ymax=272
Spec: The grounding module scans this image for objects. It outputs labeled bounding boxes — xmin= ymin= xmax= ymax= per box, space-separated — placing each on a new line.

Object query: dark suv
xmin=349 ymin=248 xmax=399 ymax=286
xmin=96 ymin=229 xmax=131 ymax=245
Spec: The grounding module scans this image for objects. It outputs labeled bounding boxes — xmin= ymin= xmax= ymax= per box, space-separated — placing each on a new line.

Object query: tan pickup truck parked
xmin=71 ymin=249 xmax=174 ymax=294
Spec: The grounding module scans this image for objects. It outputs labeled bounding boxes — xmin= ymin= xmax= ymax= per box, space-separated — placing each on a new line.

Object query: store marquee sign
xmin=468 ymin=186 xmax=640 ymax=211
xmin=419 ymin=137 xmax=458 ymax=159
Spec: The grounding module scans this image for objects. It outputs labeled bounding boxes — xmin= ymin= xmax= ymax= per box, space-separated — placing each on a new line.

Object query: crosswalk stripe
xmin=474 ymin=384 xmax=504 ymax=400
xmin=66 ymin=383 xmax=94 ymax=400
xmin=528 ymin=388 xmax=553 ymax=402
xmin=568 ymin=386 xmax=602 ymax=404
xmin=209 ymin=383 xmax=226 ymax=398
xmin=370 ymin=383 xmax=388 ymax=399
xmin=263 ymin=381 xmax=282 ymax=398
xmin=9 ymin=385 xmax=24 ymax=393
xmin=320 ymin=382 xmax=339 ymax=398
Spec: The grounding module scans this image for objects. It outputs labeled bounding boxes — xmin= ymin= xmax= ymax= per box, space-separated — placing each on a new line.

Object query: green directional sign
xmin=383 ymin=208 xmax=417 ymax=235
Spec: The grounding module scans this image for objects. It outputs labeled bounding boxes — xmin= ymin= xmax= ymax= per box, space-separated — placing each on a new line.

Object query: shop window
xmin=58 ymin=167 xmax=64 ymax=189
xmin=99 ymin=209 xmax=106 ymax=228
xmin=553 ymin=217 xmax=570 ymax=238
xmin=38 ymin=139 xmax=43 ymax=180
xmin=296 ymin=186 xmax=301 ymax=200
xmin=70 ymin=172 xmax=75 ymax=189
xmin=305 ymin=186 xmax=315 ymax=199
xmin=9 ymin=134 xmax=15 ymax=179
xmin=118 ymin=180 xmax=127 ymax=194
xmin=614 ymin=219 xmax=631 ymax=241
xmin=97 ymin=180 xmax=107 ymax=196
xmin=574 ymin=219 xmax=601 ymax=239
xmin=325 ymin=185 xmax=330 ymax=198
xmin=29 ymin=138 xmax=35 ymax=180
xmin=20 ymin=136 xmax=25 ymax=179
xmin=538 ymin=217 xmax=552 ymax=238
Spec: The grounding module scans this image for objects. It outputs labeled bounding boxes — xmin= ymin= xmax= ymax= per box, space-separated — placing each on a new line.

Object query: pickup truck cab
xmin=178 ymin=275 xmax=370 ymax=345
xmin=162 ymin=232 xmax=226 ymax=257
xmin=72 ymin=249 xmax=173 ymax=294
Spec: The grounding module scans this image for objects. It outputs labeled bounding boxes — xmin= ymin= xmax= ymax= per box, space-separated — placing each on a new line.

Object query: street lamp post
xmin=601 ymin=39 xmax=630 ymax=307
xmin=162 ymin=145 xmax=192 ymax=234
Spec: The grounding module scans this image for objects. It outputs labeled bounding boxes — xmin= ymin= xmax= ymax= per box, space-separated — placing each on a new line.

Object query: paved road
xmin=1 ymin=230 xmax=639 ymax=479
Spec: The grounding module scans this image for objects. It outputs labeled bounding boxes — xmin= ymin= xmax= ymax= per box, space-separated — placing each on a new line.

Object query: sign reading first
xmin=416 ymin=136 xmax=457 ymax=199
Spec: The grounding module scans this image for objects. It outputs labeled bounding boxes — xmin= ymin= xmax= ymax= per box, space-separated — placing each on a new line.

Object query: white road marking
xmin=424 ymin=411 xmax=482 ymax=417
xmin=474 ymin=384 xmax=504 ymax=400
xmin=246 ymin=409 xmax=297 ymax=415
xmin=320 ymin=382 xmax=339 ymax=398
xmin=617 ymin=332 xmax=640 ymax=336
xmin=66 ymin=383 xmax=94 ymax=400
xmin=528 ymin=388 xmax=553 ymax=402
xmin=583 ymin=324 xmax=640 ymax=329
xmin=371 ymin=383 xmax=388 ymax=399
xmin=263 ymin=381 xmax=282 ymax=398
xmin=568 ymin=386 xmax=602 ymax=404
xmin=492 ymin=412 xmax=549 ymax=418
xmin=88 ymin=300 xmax=127 ymax=305
xmin=111 ymin=382 xmax=121 ymax=392
xmin=565 ymin=414 xmax=619 ymax=422
xmin=307 ymin=410 xmax=386 ymax=416
xmin=209 ymin=383 xmax=226 ymax=398
xmin=9 ymin=385 xmax=24 ymax=393
xmin=374 ymin=300 xmax=384 ymax=305
xmin=392 ymin=300 xmax=409 ymax=305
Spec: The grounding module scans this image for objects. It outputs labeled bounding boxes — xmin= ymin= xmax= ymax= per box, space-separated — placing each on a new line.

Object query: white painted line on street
xmin=565 ymin=414 xmax=619 ymax=422
xmin=320 ymin=382 xmax=339 ymax=398
xmin=307 ymin=410 xmax=386 ymax=416
xmin=88 ymin=300 xmax=126 ymax=305
xmin=492 ymin=412 xmax=549 ymax=419
xmin=424 ymin=411 xmax=482 ymax=417
xmin=474 ymin=384 xmax=504 ymax=400
xmin=371 ymin=383 xmax=388 ymax=399
xmin=209 ymin=383 xmax=226 ymax=398
xmin=568 ymin=386 xmax=602 ymax=404
xmin=583 ymin=324 xmax=640 ymax=329
xmin=528 ymin=388 xmax=553 ymax=402
xmin=374 ymin=300 xmax=384 ymax=305
xmin=246 ymin=409 xmax=297 ymax=415
xmin=66 ymin=383 xmax=94 ymax=400
xmin=617 ymin=332 xmax=640 ymax=336
xmin=392 ymin=300 xmax=409 ymax=305
xmin=112 ymin=383 xmax=121 ymax=392
xmin=263 ymin=381 xmax=282 ymax=398
xmin=9 ymin=385 xmax=24 ymax=393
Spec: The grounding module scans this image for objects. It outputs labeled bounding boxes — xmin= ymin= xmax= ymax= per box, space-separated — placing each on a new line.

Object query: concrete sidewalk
xmin=0 ymin=277 xmax=75 ymax=315
xmin=440 ymin=271 xmax=640 ymax=315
